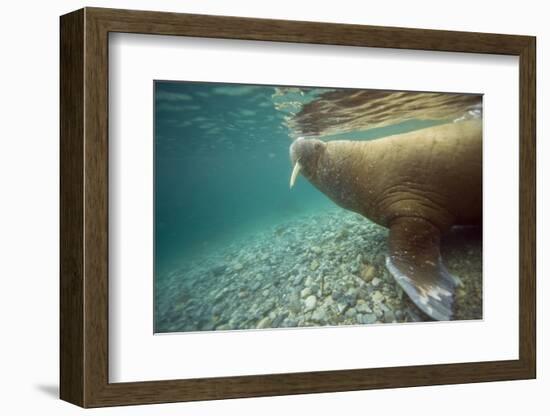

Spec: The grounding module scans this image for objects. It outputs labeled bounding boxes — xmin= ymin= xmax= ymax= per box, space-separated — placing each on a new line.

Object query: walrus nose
xmin=289 ymin=137 xmax=306 ymax=166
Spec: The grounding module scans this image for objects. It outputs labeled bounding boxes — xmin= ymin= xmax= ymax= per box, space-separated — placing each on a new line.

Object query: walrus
xmin=289 ymin=119 xmax=482 ymax=321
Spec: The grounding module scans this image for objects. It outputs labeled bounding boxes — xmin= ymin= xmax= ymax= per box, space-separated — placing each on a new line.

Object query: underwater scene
xmin=154 ymin=81 xmax=483 ymax=333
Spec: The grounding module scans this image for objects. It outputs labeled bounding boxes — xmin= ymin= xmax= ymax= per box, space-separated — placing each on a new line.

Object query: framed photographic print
xmin=60 ymin=7 xmax=536 ymax=408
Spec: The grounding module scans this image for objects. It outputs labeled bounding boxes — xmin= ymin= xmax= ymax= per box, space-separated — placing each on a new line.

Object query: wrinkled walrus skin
xmin=289 ymin=119 xmax=482 ymax=321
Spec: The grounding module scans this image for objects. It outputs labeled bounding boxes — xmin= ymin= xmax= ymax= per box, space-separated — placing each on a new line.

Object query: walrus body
xmin=289 ymin=119 xmax=482 ymax=321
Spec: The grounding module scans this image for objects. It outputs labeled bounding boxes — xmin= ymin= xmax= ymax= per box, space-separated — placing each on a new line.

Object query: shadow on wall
xmin=34 ymin=384 xmax=58 ymax=399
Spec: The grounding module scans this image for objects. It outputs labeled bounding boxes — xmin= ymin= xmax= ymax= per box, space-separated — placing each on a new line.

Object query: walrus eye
xmin=289 ymin=159 xmax=302 ymax=189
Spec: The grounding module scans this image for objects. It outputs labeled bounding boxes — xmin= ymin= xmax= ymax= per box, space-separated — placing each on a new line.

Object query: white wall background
xmin=0 ymin=0 xmax=545 ymax=414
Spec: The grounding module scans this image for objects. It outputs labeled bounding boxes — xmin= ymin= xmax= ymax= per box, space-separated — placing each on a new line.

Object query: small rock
xmin=371 ymin=277 xmax=381 ymax=287
xmin=374 ymin=306 xmax=385 ymax=319
xmin=372 ymin=290 xmax=385 ymax=304
xmin=360 ymin=264 xmax=376 ymax=283
xmin=362 ymin=313 xmax=378 ymax=324
xmin=311 ymin=246 xmax=322 ymax=254
xmin=292 ymin=275 xmax=304 ymax=286
xmin=288 ymin=291 xmax=301 ymax=314
xmin=233 ymin=262 xmax=244 ymax=272
xmin=383 ymin=310 xmax=396 ymax=323
xmin=345 ymin=308 xmax=357 ymax=319
xmin=256 ymin=317 xmax=273 ymax=329
xmin=301 ymin=287 xmax=312 ymax=298
xmin=310 ymin=260 xmax=320 ymax=271
xmin=331 ymin=288 xmax=345 ymax=302
xmin=271 ymin=314 xmax=286 ymax=327
xmin=260 ymin=300 xmax=276 ymax=314
xmin=344 ymin=294 xmax=357 ymax=308
xmin=311 ymin=307 xmax=327 ymax=322
xmin=281 ymin=317 xmax=298 ymax=327
xmin=356 ymin=302 xmax=372 ymax=314
xmin=335 ymin=302 xmax=348 ymax=314
xmin=238 ymin=290 xmax=249 ymax=299
xmin=304 ymin=295 xmax=317 ymax=312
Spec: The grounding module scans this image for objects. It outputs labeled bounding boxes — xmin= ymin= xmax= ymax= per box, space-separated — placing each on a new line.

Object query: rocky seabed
xmin=156 ymin=210 xmax=482 ymax=333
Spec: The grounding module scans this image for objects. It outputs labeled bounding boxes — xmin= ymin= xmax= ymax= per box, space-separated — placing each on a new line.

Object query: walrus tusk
xmin=289 ymin=160 xmax=302 ymax=188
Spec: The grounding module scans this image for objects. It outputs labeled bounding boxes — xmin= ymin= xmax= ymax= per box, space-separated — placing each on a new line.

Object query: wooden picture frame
xmin=60 ymin=7 xmax=536 ymax=408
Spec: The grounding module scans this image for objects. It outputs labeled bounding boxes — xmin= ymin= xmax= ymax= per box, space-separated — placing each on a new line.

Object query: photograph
xmin=153 ymin=81 xmax=483 ymax=333
xmin=52 ymin=4 xmax=537 ymax=410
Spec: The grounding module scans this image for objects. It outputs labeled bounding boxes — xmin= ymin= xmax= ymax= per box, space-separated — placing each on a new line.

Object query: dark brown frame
xmin=60 ymin=7 xmax=536 ymax=408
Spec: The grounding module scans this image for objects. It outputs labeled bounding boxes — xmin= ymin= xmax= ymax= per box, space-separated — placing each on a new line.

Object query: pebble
xmin=311 ymin=307 xmax=327 ymax=322
xmin=256 ymin=317 xmax=272 ymax=329
xmin=271 ymin=314 xmax=287 ymax=327
xmin=310 ymin=260 xmax=320 ymax=271
xmin=361 ymin=313 xmax=378 ymax=324
xmin=292 ymin=275 xmax=304 ymax=286
xmin=304 ymin=295 xmax=317 ymax=312
xmin=371 ymin=277 xmax=381 ymax=287
xmin=345 ymin=308 xmax=357 ymax=319
xmin=360 ymin=264 xmax=376 ymax=283
xmin=301 ymin=287 xmax=312 ymax=298
xmin=281 ymin=317 xmax=298 ymax=327
xmin=344 ymin=293 xmax=357 ymax=308
xmin=383 ymin=310 xmax=396 ymax=323
xmin=356 ymin=302 xmax=372 ymax=314
xmin=310 ymin=284 xmax=320 ymax=295
xmin=331 ymin=288 xmax=345 ymax=302
xmin=336 ymin=302 xmax=348 ymax=314
xmin=372 ymin=291 xmax=385 ymax=304
xmin=288 ymin=291 xmax=301 ymax=314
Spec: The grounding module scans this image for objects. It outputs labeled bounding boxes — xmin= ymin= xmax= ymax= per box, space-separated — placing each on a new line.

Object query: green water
xmin=154 ymin=81 xmax=445 ymax=275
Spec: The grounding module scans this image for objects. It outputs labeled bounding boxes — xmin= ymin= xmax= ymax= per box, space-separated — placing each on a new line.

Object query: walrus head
xmin=289 ymin=137 xmax=326 ymax=188
xmin=289 ymin=137 xmax=365 ymax=215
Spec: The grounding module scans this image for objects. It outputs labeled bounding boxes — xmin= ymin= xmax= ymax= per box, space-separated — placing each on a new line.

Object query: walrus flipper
xmin=386 ymin=217 xmax=458 ymax=321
